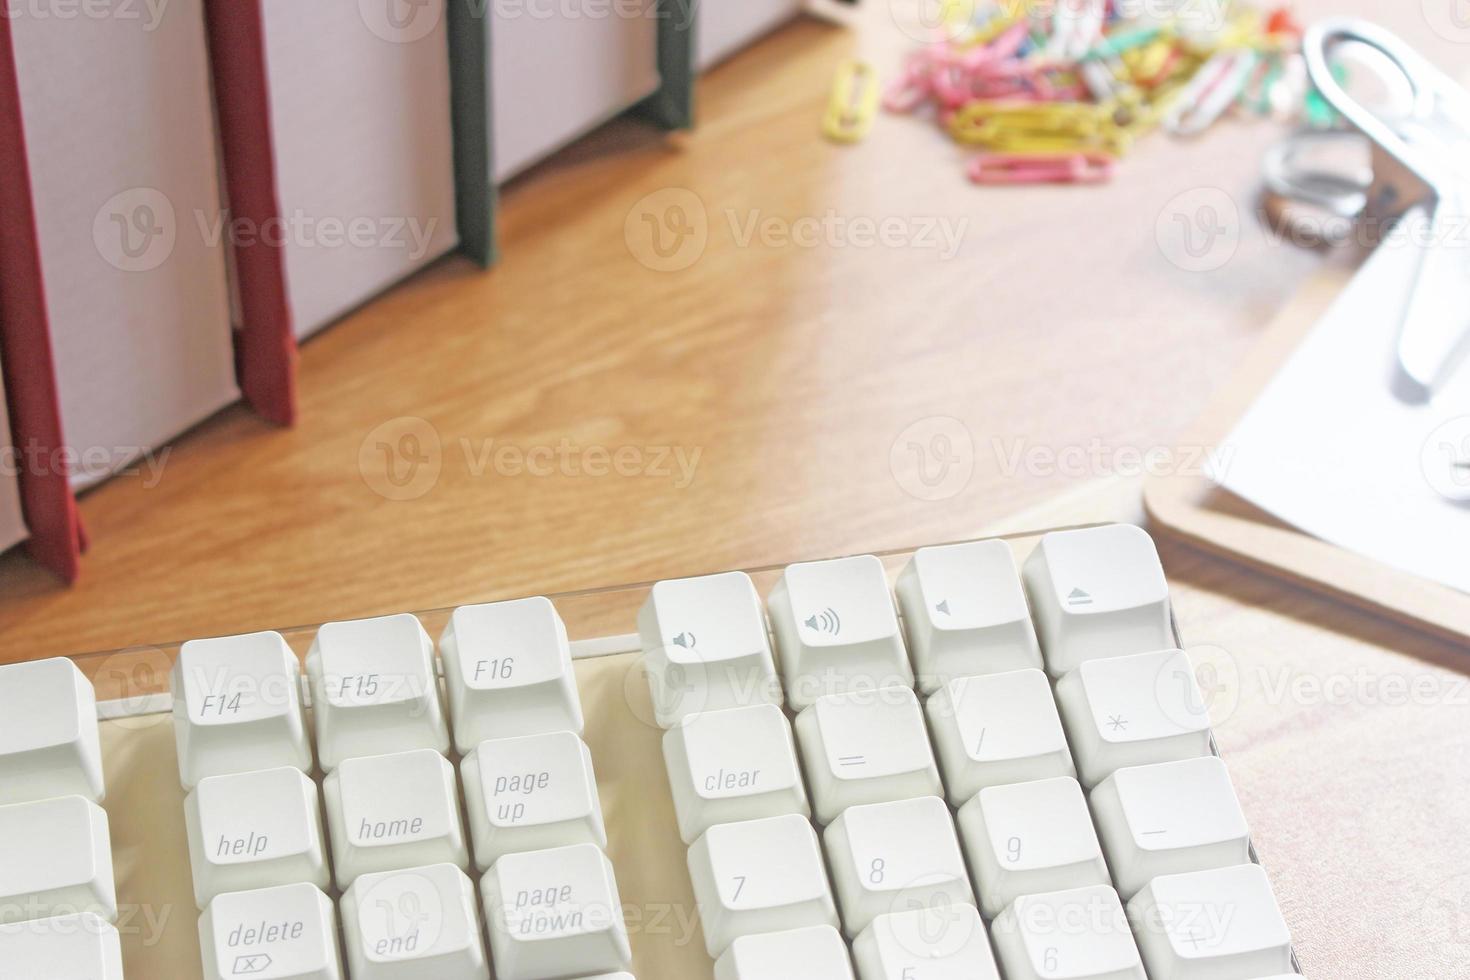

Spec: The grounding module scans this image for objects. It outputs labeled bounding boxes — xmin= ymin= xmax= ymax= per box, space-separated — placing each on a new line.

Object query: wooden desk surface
xmin=1 ymin=1 xmax=1466 ymax=975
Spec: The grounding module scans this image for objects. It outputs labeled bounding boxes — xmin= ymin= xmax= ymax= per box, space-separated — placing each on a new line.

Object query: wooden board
xmin=1144 ymin=255 xmax=1470 ymax=645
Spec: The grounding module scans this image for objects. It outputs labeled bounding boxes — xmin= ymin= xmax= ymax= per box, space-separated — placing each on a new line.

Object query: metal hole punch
xmin=1271 ymin=20 xmax=1470 ymax=400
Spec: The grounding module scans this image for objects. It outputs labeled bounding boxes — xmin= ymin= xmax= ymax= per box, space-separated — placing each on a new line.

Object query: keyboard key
xmin=341 ymin=863 xmax=490 ymax=980
xmin=461 ymin=731 xmax=606 ymax=869
xmin=324 ymin=748 xmax=469 ymax=887
xmin=1055 ymin=648 xmax=1212 ymax=786
xmin=0 ymin=913 xmax=123 ymax=980
xmin=794 ymin=689 xmax=941 ymax=824
xmin=0 ymin=796 xmax=115 ymax=924
xmin=638 ymin=571 xmax=783 ymax=726
xmin=0 ymin=658 xmax=104 ymax=804
xmin=184 ymin=766 xmax=329 ymax=908
xmin=439 ymin=598 xmax=584 ymax=752
xmin=714 ymin=924 xmax=855 ymax=980
xmin=171 ymin=631 xmax=313 ymax=789
xmin=1022 ymin=525 xmax=1173 ymax=676
xmin=852 ymin=905 xmax=1001 ymax=980
xmin=1128 ymin=864 xmax=1294 ymax=979
xmin=926 ymin=669 xmax=1075 ymax=803
xmin=687 ymin=813 xmax=839 ymax=957
xmin=198 ymin=882 xmax=343 ymax=980
xmin=956 ymin=776 xmax=1109 ymax=917
xmin=663 ymin=703 xmax=809 ymax=844
xmin=481 ymin=843 xmax=632 ymax=980
xmin=306 ymin=613 xmax=450 ymax=769
xmin=768 ymin=556 xmax=913 ymax=709
xmin=896 ymin=540 xmax=1042 ymax=693
xmin=824 ymin=796 xmax=974 ymax=938
xmin=992 ymin=885 xmax=1146 ymax=980
xmin=1091 ymin=757 xmax=1251 ymax=898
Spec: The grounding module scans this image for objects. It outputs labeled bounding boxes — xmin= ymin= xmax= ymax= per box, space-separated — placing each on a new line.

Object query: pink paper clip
xmin=968 ymin=152 xmax=1116 ymax=185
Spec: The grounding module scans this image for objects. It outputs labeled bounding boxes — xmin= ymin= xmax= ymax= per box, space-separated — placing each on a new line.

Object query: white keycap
xmin=439 ymin=597 xmax=584 ymax=752
xmin=306 ymin=613 xmax=449 ymax=769
xmin=991 ymin=885 xmax=1146 ymax=980
xmin=795 ymin=688 xmax=941 ymax=824
xmin=956 ymin=776 xmax=1109 ymax=917
xmin=0 ymin=658 xmax=104 ymax=804
xmin=324 ymin=748 xmax=469 ymax=887
xmin=0 ymin=796 xmax=115 ymax=924
xmin=1055 ymin=648 xmax=1212 ymax=786
xmin=768 ymin=556 xmax=913 ymax=709
xmin=638 ymin=571 xmax=783 ymax=726
xmin=926 ymin=669 xmax=1075 ymax=803
xmin=824 ymin=796 xmax=974 ymax=938
xmin=896 ymin=540 xmax=1042 ymax=693
xmin=461 ymin=731 xmax=606 ymax=869
xmin=341 ymin=863 xmax=490 ymax=980
xmin=853 ymin=905 xmax=1001 ymax=980
xmin=481 ymin=843 xmax=632 ymax=980
xmin=687 ymin=813 xmax=839 ymax=957
xmin=663 ymin=703 xmax=808 ymax=844
xmin=198 ymin=882 xmax=343 ymax=980
xmin=0 ymin=913 xmax=123 ymax=980
xmin=1091 ymin=757 xmax=1251 ymax=898
xmin=1022 ymin=525 xmax=1173 ymax=675
xmin=714 ymin=925 xmax=855 ymax=980
xmin=185 ymin=766 xmax=330 ymax=908
xmin=1128 ymin=865 xmax=1294 ymax=979
xmin=171 ymin=631 xmax=313 ymax=789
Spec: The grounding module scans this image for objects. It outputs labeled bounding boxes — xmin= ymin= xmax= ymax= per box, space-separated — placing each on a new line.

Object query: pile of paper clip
xmin=881 ymin=0 xmax=1315 ymax=185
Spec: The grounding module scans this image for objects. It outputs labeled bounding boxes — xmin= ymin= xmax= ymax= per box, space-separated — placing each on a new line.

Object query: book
xmin=9 ymin=0 xmax=240 ymax=491
xmin=493 ymin=2 xmax=663 ymax=180
xmin=697 ymin=0 xmax=806 ymax=69
xmin=257 ymin=0 xmax=461 ymax=337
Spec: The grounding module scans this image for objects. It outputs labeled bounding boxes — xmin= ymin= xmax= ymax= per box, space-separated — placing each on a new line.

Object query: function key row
xmin=639 ymin=523 xmax=1179 ymax=722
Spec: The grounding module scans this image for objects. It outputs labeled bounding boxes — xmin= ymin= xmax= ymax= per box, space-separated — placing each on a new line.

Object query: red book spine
xmin=0 ymin=12 xmax=85 ymax=581
xmin=204 ymin=0 xmax=298 ymax=425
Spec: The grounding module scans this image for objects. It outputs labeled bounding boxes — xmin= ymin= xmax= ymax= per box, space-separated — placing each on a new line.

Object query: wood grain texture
xmin=2 ymin=4 xmax=1468 ymax=971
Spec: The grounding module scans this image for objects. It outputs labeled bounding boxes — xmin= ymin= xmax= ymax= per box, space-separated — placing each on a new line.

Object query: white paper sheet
xmin=1214 ymin=237 xmax=1470 ymax=594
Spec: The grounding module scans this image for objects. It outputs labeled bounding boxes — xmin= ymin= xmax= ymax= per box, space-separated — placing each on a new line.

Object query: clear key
xmin=768 ymin=556 xmax=913 ymax=709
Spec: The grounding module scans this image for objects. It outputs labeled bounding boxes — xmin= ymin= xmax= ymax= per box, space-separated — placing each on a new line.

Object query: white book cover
xmin=698 ymin=0 xmax=805 ymax=70
xmin=261 ymin=0 xmax=460 ymax=337
xmin=0 ymin=352 xmax=26 ymax=553
xmin=492 ymin=2 xmax=661 ymax=181
xmin=10 ymin=0 xmax=239 ymax=490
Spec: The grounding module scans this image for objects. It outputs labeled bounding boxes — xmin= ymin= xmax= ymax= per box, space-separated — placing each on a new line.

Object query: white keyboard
xmin=0 ymin=524 xmax=1299 ymax=979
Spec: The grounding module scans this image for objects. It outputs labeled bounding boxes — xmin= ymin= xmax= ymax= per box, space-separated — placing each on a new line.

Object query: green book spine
xmin=636 ymin=0 xmax=696 ymax=130
xmin=448 ymin=0 xmax=497 ymax=267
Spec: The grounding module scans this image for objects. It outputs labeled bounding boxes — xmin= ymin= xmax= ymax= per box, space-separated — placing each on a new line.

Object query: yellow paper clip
xmin=948 ymin=101 xmax=1123 ymax=155
xmin=823 ymin=60 xmax=880 ymax=144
